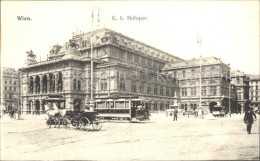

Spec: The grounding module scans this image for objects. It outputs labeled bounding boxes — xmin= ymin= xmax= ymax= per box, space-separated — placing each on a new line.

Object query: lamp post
xmin=197 ymin=33 xmax=203 ymax=117
xmin=229 ymin=83 xmax=231 ymax=117
xmin=15 ymin=70 xmax=22 ymax=119
xmin=89 ymin=8 xmax=95 ymax=112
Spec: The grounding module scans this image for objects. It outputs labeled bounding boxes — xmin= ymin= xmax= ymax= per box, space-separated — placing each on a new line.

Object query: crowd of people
xmin=0 ymin=108 xmax=21 ymax=119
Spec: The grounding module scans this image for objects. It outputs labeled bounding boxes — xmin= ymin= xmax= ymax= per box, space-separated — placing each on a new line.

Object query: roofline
xmin=74 ymin=27 xmax=184 ymax=61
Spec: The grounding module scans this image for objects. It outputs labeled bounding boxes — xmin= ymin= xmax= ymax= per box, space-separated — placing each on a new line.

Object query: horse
xmin=44 ymin=103 xmax=67 ymax=128
xmin=44 ymin=104 xmax=67 ymax=121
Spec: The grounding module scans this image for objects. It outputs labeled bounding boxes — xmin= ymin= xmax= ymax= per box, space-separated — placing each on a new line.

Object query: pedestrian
xmin=238 ymin=105 xmax=241 ymax=114
xmin=243 ymin=107 xmax=257 ymax=134
xmin=173 ymin=107 xmax=178 ymax=121
xmin=18 ymin=109 xmax=21 ymax=120
xmin=11 ymin=109 xmax=14 ymax=118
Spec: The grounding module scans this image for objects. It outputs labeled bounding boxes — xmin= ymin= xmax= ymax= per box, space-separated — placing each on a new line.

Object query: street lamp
xmin=229 ymin=83 xmax=231 ymax=117
xmin=14 ymin=70 xmax=22 ymax=120
xmin=197 ymin=32 xmax=203 ymax=117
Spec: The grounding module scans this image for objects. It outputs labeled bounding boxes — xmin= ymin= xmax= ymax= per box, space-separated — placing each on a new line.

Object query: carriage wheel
xmin=92 ymin=120 xmax=103 ymax=131
xmin=79 ymin=117 xmax=91 ymax=131
xmin=63 ymin=117 xmax=71 ymax=129
xmin=54 ymin=117 xmax=59 ymax=128
xmin=46 ymin=117 xmax=57 ymax=128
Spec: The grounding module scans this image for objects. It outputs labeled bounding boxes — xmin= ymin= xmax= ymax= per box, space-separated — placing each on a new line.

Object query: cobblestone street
xmin=1 ymin=113 xmax=259 ymax=160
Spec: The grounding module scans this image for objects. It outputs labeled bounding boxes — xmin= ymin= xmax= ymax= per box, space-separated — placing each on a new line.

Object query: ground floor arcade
xmin=21 ymin=94 xmax=87 ymax=114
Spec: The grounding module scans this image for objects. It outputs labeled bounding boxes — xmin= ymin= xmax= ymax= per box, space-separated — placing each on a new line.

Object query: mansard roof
xmin=231 ymin=70 xmax=249 ymax=78
xmin=163 ymin=57 xmax=229 ymax=70
xmin=70 ymin=28 xmax=183 ymax=62
xmin=249 ymin=75 xmax=260 ymax=81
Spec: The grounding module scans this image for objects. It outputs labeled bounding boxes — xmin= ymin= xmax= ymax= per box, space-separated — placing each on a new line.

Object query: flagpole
xmin=89 ymin=8 xmax=95 ymax=112
xmin=198 ymin=33 xmax=203 ymax=117
xmin=229 ymin=82 xmax=231 ymax=117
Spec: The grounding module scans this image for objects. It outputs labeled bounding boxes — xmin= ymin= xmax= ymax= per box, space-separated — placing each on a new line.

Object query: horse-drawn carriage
xmin=64 ymin=111 xmax=103 ymax=131
xmin=45 ymin=103 xmax=102 ymax=131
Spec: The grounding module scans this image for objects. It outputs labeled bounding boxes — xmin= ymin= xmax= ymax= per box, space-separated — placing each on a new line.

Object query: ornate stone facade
xmin=230 ymin=70 xmax=250 ymax=112
xmin=163 ymin=57 xmax=231 ymax=113
xmin=19 ymin=28 xmax=182 ymax=113
xmin=0 ymin=67 xmax=20 ymax=111
xmin=249 ymin=75 xmax=260 ymax=108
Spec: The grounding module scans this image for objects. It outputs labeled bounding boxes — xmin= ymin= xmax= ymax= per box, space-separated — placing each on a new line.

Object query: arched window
xmin=182 ymin=71 xmax=186 ymax=78
xmin=73 ymin=79 xmax=77 ymax=91
xmin=119 ymin=73 xmax=125 ymax=81
xmin=35 ymin=76 xmax=40 ymax=93
xmin=58 ymin=72 xmax=63 ymax=92
xmin=49 ymin=74 xmax=55 ymax=93
xmin=42 ymin=75 xmax=47 ymax=93
xmin=191 ymin=69 xmax=195 ymax=78
xmin=201 ymin=69 xmax=205 ymax=77
xmin=82 ymin=40 xmax=85 ymax=47
xmin=119 ymin=73 xmax=125 ymax=90
xmin=29 ymin=77 xmax=34 ymax=94
xmin=78 ymin=80 xmax=81 ymax=90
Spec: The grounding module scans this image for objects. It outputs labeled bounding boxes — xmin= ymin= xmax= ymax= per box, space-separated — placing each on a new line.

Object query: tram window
xmin=97 ymin=102 xmax=106 ymax=108
xmin=60 ymin=102 xmax=65 ymax=109
xmin=106 ymin=102 xmax=110 ymax=108
xmin=125 ymin=102 xmax=129 ymax=108
xmin=115 ymin=101 xmax=124 ymax=108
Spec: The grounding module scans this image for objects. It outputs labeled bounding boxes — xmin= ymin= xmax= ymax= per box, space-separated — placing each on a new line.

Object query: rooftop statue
xmin=69 ymin=39 xmax=79 ymax=48
xmin=26 ymin=50 xmax=36 ymax=60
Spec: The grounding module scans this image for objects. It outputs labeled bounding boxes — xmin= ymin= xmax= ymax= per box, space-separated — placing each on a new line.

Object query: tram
xmin=95 ymin=97 xmax=150 ymax=121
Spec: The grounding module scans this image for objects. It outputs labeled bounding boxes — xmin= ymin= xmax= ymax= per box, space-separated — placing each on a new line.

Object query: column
xmin=39 ymin=75 xmax=43 ymax=94
xmin=23 ymin=99 xmax=28 ymax=114
xmin=23 ymin=75 xmax=30 ymax=94
xmin=66 ymin=97 xmax=74 ymax=111
xmin=28 ymin=101 xmax=32 ymax=113
xmin=32 ymin=100 xmax=36 ymax=113
xmin=32 ymin=76 xmax=36 ymax=94
xmin=40 ymin=100 xmax=44 ymax=113
xmin=61 ymin=71 xmax=66 ymax=92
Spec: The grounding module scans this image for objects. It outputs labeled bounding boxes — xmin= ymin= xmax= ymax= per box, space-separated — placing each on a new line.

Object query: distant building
xmin=163 ymin=57 xmax=231 ymax=113
xmin=0 ymin=67 xmax=20 ymax=111
xmin=249 ymin=75 xmax=260 ymax=108
xmin=231 ymin=70 xmax=250 ymax=112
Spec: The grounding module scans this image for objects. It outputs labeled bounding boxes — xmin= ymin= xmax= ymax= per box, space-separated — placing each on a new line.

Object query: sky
xmin=1 ymin=1 xmax=259 ymax=75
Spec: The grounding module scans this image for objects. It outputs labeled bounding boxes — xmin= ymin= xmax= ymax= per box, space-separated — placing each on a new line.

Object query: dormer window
xmin=101 ymin=37 xmax=108 ymax=43
xmin=182 ymin=71 xmax=186 ymax=78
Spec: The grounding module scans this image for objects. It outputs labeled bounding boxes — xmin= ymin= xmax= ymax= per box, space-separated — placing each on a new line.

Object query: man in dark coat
xmin=173 ymin=107 xmax=178 ymax=121
xmin=244 ymin=108 xmax=257 ymax=134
